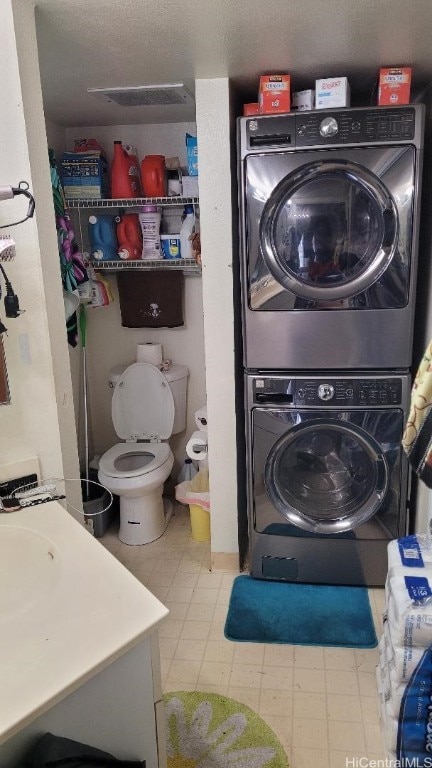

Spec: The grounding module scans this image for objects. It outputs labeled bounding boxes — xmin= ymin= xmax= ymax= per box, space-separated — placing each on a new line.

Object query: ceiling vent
xmin=87 ymin=84 xmax=194 ymax=107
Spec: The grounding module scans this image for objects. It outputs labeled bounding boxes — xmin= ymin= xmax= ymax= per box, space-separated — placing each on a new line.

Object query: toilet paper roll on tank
xmin=186 ymin=430 xmax=208 ymax=463
xmin=136 ymin=342 xmax=163 ymax=366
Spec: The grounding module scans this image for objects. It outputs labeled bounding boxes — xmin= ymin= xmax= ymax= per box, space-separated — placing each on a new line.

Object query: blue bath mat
xmin=224 ymin=576 xmax=377 ymax=648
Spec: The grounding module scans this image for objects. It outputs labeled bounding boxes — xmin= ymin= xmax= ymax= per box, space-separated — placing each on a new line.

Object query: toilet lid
xmin=112 ymin=362 xmax=174 ymax=440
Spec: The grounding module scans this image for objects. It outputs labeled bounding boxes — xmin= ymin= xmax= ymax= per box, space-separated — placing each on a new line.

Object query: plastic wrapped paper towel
xmin=385 ymin=576 xmax=432 ymax=648
xmin=388 ymin=535 xmax=432 ymax=576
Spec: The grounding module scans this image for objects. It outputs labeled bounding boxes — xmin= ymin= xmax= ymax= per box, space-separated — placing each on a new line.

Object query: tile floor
xmin=100 ymin=502 xmax=386 ymax=768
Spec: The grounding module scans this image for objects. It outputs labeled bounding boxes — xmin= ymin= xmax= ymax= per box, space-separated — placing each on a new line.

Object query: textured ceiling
xmin=35 ymin=0 xmax=432 ymax=126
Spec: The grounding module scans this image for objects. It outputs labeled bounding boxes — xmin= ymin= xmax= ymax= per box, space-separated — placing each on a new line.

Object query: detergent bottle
xmin=180 ymin=204 xmax=195 ymax=260
xmin=141 ymin=155 xmax=167 ymax=197
xmin=88 ymin=215 xmax=118 ymax=260
xmin=124 ymin=145 xmax=143 ymax=197
xmin=116 ymin=213 xmax=142 ymax=260
xmin=111 ymin=141 xmax=141 ymax=198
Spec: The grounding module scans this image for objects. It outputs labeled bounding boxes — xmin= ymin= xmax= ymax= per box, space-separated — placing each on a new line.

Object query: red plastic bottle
xmin=111 ymin=141 xmax=141 ymax=198
xmin=141 ymin=155 xmax=167 ymax=197
xmin=116 ymin=214 xmax=142 ymax=260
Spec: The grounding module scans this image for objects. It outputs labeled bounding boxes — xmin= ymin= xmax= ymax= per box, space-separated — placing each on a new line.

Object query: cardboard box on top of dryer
xmin=292 ymin=90 xmax=315 ymax=111
xmin=378 ymin=68 xmax=412 ymax=105
xmin=259 ymin=75 xmax=291 ymax=114
xmin=315 ymin=77 xmax=350 ymax=109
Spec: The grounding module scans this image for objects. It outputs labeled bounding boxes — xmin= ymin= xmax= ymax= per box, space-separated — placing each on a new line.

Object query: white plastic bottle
xmin=180 ymin=204 xmax=195 ymax=260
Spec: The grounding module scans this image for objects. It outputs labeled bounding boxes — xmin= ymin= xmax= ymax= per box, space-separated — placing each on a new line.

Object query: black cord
xmin=0 ymin=181 xmax=35 ymax=229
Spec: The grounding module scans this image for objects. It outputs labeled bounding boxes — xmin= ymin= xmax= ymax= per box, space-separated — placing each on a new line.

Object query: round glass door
xmin=264 ymin=418 xmax=389 ymax=533
xmin=260 ymin=160 xmax=398 ymax=301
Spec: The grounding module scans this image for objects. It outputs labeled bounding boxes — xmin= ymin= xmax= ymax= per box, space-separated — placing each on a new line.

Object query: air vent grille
xmin=87 ymin=84 xmax=194 ymax=107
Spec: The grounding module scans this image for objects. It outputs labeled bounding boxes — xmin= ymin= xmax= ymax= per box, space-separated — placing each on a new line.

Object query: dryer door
xmin=245 ymin=146 xmax=415 ymax=309
xmin=260 ymin=159 xmax=398 ymax=302
xmin=262 ymin=416 xmax=389 ymax=534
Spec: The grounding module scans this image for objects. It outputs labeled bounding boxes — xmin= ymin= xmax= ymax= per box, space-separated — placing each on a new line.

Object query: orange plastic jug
xmin=116 ymin=213 xmax=142 ymax=260
xmin=111 ymin=141 xmax=141 ymax=198
xmin=141 ymin=155 xmax=167 ymax=197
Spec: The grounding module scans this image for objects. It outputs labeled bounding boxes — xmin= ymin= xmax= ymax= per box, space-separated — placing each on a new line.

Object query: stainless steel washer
xmin=246 ymin=372 xmax=410 ymax=586
xmin=238 ymin=105 xmax=424 ymax=370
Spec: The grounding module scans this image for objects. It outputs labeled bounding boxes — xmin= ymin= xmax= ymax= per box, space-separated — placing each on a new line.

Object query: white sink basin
xmin=0 ymin=525 xmax=61 ymax=622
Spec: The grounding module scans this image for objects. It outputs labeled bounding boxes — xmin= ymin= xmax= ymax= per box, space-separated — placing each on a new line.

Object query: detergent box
xmin=315 ymin=77 xmax=350 ymax=109
xmin=61 ymin=151 xmax=109 ymax=199
xmin=259 ymin=75 xmax=291 ymax=114
xmin=292 ymin=90 xmax=315 ymax=111
xmin=186 ymin=134 xmax=198 ymax=176
xmin=378 ymin=67 xmax=412 ymax=105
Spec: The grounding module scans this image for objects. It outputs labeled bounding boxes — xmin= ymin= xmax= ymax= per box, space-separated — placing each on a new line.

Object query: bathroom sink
xmin=0 ymin=525 xmax=60 ymax=622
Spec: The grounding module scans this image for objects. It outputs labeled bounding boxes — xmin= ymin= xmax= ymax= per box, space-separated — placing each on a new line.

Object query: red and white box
xmin=378 ymin=68 xmax=412 ymax=106
xmin=259 ymin=75 xmax=291 ymax=114
xmin=243 ymin=102 xmax=260 ymax=116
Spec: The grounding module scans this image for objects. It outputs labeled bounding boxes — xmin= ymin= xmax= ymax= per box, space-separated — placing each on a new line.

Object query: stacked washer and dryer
xmin=237 ymin=105 xmax=425 ymax=586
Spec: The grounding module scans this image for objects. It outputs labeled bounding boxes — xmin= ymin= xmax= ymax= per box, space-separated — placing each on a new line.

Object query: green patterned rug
xmin=163 ymin=691 xmax=288 ymax=767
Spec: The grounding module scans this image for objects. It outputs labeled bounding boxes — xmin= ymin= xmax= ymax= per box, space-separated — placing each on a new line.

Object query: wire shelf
xmin=89 ymin=257 xmax=201 ymax=273
xmin=65 ymin=196 xmax=199 ymax=209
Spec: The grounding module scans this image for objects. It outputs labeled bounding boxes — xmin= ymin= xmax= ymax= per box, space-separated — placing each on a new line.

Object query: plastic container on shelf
xmin=138 ymin=205 xmax=162 ymax=259
xmin=111 ymin=141 xmax=141 ymax=199
xmin=141 ymin=155 xmax=167 ymax=197
xmin=116 ymin=213 xmax=142 ymax=260
xmin=180 ymin=204 xmax=195 ymax=260
xmin=88 ymin=214 xmax=118 ymax=260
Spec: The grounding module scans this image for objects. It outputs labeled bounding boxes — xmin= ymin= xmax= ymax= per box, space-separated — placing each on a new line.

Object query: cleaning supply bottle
xmin=88 ymin=215 xmax=118 ymax=260
xmin=111 ymin=141 xmax=141 ymax=198
xmin=138 ymin=205 xmax=162 ymax=259
xmin=116 ymin=213 xmax=142 ymax=260
xmin=180 ymin=204 xmax=195 ymax=260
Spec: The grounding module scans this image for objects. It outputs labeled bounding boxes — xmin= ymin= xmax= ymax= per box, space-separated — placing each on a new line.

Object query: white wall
xmin=0 ymin=0 xmax=80 ymax=500
xmin=195 ymin=79 xmax=239 ymax=560
xmin=61 ymin=123 xmax=206 ymax=474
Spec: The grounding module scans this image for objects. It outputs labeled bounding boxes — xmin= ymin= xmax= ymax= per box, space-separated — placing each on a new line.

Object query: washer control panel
xmin=253 ymin=377 xmax=403 ymax=406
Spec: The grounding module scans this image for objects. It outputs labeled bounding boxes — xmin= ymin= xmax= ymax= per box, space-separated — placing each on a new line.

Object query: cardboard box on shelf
xmin=186 ymin=134 xmax=198 ymax=176
xmin=378 ymin=68 xmax=412 ymax=105
xmin=243 ymin=102 xmax=260 ymax=116
xmin=292 ymin=90 xmax=315 ymax=111
xmin=259 ymin=75 xmax=291 ymax=114
xmin=61 ymin=152 xmax=109 ymax=199
xmin=315 ymin=77 xmax=350 ymax=109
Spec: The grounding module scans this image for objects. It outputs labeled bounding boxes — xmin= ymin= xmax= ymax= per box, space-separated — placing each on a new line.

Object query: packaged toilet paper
xmin=396 ymin=647 xmax=432 ymax=763
xmin=388 ymin=535 xmax=432 ymax=575
xmin=382 ymin=617 xmax=425 ymax=685
xmin=385 ymin=575 xmax=432 ymax=648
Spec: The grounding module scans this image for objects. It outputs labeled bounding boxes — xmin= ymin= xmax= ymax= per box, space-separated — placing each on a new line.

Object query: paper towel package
xmin=387 ymin=535 xmax=432 ymax=575
xmin=386 ymin=585 xmax=432 ymax=648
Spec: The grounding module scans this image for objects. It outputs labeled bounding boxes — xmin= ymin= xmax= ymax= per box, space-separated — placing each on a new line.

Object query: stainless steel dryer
xmin=238 ymin=106 xmax=424 ymax=370
xmin=246 ymin=372 xmax=410 ymax=586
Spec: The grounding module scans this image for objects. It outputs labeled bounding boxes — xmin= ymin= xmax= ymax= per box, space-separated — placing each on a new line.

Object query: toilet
xmin=98 ymin=361 xmax=188 ymax=545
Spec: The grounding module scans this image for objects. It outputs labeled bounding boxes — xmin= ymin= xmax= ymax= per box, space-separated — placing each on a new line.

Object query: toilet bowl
xmin=98 ymin=361 xmax=188 ymax=545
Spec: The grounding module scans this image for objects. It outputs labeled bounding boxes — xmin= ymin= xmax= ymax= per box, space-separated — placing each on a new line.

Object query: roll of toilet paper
xmin=195 ymin=406 xmax=208 ymax=431
xmin=136 ymin=342 xmax=163 ymax=366
xmin=186 ymin=430 xmax=208 ymax=462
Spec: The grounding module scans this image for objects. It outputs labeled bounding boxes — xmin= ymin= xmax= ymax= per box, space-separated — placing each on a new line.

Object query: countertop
xmin=0 ymin=500 xmax=168 ymax=745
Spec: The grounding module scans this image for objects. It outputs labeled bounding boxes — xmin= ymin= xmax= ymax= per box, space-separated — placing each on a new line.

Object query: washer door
xmin=259 ymin=159 xmax=398 ymax=302
xmin=264 ymin=417 xmax=389 ymax=533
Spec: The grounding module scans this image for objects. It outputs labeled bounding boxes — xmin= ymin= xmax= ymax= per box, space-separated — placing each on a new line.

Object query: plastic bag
xmin=175 ymin=468 xmax=210 ymax=511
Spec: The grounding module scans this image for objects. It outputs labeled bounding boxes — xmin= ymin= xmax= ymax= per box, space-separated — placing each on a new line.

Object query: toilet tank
xmin=108 ymin=363 xmax=188 ymax=435
xmin=164 ymin=364 xmax=188 ymax=434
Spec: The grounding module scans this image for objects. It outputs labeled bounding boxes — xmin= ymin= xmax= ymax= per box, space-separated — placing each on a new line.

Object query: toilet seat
xmin=99 ymin=442 xmax=172 ymax=479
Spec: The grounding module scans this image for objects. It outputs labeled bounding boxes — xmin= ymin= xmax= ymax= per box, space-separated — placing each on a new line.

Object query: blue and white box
xmin=186 ymin=134 xmax=198 ymax=176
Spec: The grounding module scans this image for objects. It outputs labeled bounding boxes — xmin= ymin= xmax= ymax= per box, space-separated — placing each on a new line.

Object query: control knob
xmin=319 ymin=117 xmax=339 ymax=138
xmin=318 ymin=384 xmax=335 ymax=401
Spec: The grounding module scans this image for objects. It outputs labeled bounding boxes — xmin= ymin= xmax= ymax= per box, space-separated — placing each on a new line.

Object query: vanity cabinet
xmin=0 ymin=501 xmax=168 ymax=768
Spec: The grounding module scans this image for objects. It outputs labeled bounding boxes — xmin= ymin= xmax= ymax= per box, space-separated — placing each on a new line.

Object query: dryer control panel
xmin=253 ymin=376 xmax=403 ymax=406
xmin=244 ymin=106 xmax=418 ymax=151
